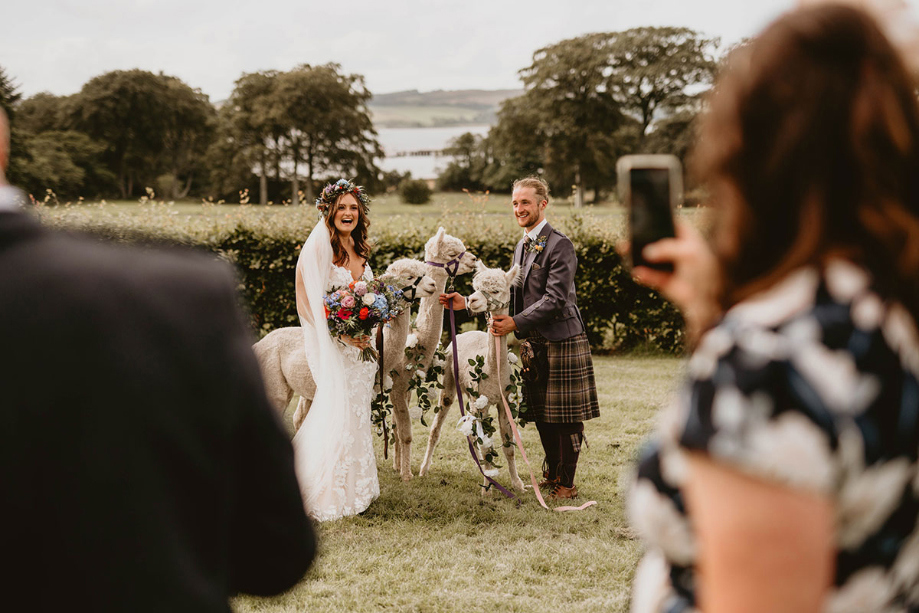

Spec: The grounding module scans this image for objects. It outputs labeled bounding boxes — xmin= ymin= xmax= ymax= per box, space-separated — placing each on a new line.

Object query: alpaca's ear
xmin=506 ymin=264 xmax=521 ymax=286
xmin=425 ymin=228 xmax=446 ymax=255
xmin=475 ymin=260 xmax=487 ymax=273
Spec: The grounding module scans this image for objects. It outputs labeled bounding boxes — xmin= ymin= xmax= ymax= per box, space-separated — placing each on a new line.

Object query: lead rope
xmin=448 ymin=303 xmax=518 ymax=501
xmin=491 ymin=324 xmax=597 ymax=512
xmin=376 ymin=326 xmax=388 ymax=460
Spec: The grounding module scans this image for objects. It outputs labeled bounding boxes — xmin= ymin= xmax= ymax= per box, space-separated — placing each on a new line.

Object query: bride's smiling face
xmin=332 ymin=193 xmax=361 ymax=236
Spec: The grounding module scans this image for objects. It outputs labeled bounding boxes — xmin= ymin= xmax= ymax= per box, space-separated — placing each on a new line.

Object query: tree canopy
xmin=69 ymin=69 xmax=214 ymax=198
xmin=3 ymin=25 xmax=719 ymax=203
xmin=434 ymin=27 xmax=716 ymax=200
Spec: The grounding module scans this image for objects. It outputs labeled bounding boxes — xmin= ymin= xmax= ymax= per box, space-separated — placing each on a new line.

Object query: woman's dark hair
xmin=693 ymin=4 xmax=919 ymax=317
xmin=324 ymin=192 xmax=371 ymax=267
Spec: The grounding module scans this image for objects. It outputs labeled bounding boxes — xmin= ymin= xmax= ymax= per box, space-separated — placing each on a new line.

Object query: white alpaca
xmin=251 ymin=258 xmax=436 ymax=431
xmin=388 ymin=227 xmax=477 ymax=481
xmin=419 ymin=261 xmax=525 ymax=493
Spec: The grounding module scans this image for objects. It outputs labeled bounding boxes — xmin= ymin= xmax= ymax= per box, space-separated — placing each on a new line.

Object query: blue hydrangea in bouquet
xmin=323 ymin=278 xmax=406 ymax=362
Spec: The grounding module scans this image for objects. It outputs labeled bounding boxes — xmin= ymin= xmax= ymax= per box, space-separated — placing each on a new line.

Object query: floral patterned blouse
xmin=629 ymin=260 xmax=919 ymax=613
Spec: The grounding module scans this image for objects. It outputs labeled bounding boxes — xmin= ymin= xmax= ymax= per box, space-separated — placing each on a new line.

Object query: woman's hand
xmin=341 ymin=335 xmax=371 ymax=350
xmin=620 ymin=220 xmax=723 ymax=343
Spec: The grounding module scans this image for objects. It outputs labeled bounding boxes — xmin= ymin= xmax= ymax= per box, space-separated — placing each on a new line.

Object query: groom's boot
xmin=549 ymin=422 xmax=584 ymax=500
xmin=535 ymin=421 xmax=560 ymax=489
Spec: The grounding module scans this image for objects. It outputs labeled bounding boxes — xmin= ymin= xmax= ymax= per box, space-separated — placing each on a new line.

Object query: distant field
xmin=368 ymin=88 xmax=521 ymax=128
xmin=54 ymin=192 xmax=604 ymax=216
xmin=370 ymin=105 xmax=492 ymax=128
xmin=36 ymin=192 xmax=711 ymax=241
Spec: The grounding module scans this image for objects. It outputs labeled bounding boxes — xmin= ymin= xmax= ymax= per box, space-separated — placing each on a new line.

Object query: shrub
xmin=36 ymin=203 xmax=685 ymax=353
xmin=399 ymin=178 xmax=432 ymax=205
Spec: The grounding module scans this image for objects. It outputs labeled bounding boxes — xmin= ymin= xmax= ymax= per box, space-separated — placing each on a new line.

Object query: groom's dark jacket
xmin=511 ymin=221 xmax=585 ymax=341
xmin=0 ymin=201 xmax=315 ymax=612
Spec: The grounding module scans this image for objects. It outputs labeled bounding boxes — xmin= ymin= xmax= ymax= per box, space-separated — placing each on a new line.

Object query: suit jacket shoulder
xmin=0 ymin=212 xmax=315 ymax=608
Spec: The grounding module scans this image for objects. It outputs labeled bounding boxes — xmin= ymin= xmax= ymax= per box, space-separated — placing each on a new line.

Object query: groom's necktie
xmin=515 ymin=236 xmax=530 ymax=315
xmin=520 ymin=236 xmax=531 ymax=264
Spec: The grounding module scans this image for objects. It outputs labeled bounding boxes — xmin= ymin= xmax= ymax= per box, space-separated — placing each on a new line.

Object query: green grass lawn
xmin=232 ymin=354 xmax=684 ymax=613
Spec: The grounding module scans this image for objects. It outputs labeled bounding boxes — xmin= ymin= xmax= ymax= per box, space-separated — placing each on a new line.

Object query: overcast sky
xmin=3 ymin=0 xmax=916 ymax=102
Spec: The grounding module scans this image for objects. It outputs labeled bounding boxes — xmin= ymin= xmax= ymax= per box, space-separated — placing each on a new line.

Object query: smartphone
xmin=616 ymin=154 xmax=682 ymax=272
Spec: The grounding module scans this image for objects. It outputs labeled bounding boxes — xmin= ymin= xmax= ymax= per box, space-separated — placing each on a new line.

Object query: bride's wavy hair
xmin=325 ymin=191 xmax=371 ymax=267
xmin=693 ymin=4 xmax=919 ymax=318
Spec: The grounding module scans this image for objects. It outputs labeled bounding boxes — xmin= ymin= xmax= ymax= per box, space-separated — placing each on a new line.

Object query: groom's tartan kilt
xmin=520 ymin=330 xmax=600 ymax=423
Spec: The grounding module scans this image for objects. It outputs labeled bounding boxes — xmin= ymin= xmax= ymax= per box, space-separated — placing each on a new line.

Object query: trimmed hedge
xmin=37 ymin=204 xmax=685 ymax=353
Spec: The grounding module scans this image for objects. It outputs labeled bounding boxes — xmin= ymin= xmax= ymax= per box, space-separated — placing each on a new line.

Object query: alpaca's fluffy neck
xmin=415 ymin=268 xmax=448 ymax=350
xmin=485 ymin=308 xmax=509 ymax=382
xmin=389 ymin=305 xmax=411 ymax=344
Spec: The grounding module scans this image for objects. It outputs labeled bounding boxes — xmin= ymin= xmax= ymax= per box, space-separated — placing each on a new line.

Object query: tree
xmin=482 ymin=96 xmax=545 ymax=191
xmin=466 ymin=28 xmax=717 ymax=202
xmin=516 ymin=33 xmax=626 ymax=204
xmin=69 ymin=69 xmax=214 ymax=198
xmin=0 ymin=66 xmax=21 ymax=119
xmin=437 ymin=132 xmax=487 ymax=192
xmin=0 ymin=65 xmax=27 ymax=187
xmin=605 ymin=27 xmax=718 ymax=146
xmin=156 ymin=76 xmax=216 ymax=199
xmin=12 ymin=92 xmax=116 ymax=199
xmin=216 ymin=70 xmax=281 ymax=204
xmin=17 ymin=130 xmax=115 ymax=198
xmin=16 ymin=92 xmax=70 ymax=134
xmin=271 ymin=64 xmax=382 ymax=205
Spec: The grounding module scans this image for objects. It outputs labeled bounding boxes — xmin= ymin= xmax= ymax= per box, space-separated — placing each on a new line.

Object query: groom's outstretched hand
xmin=439 ymin=292 xmax=466 ymax=310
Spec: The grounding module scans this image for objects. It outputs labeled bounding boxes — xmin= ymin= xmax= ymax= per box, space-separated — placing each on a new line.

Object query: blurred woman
xmin=629 ymin=3 xmax=919 ymax=612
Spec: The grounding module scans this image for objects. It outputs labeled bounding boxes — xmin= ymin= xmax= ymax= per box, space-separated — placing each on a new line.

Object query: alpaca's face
xmin=383 ymin=260 xmax=437 ymax=301
xmin=467 ymin=263 xmax=520 ymax=314
xmin=424 ymin=227 xmax=477 ymax=275
xmin=415 ymin=274 xmax=437 ymax=298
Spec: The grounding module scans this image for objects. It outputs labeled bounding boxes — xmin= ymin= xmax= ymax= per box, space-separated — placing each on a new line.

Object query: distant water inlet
xmin=377 ymin=125 xmax=490 ymax=181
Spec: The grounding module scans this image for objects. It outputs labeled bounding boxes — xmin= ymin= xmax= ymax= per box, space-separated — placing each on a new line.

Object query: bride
xmin=293 ymin=179 xmax=379 ymax=521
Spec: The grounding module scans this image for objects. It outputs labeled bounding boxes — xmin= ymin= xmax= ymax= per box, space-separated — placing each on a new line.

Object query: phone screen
xmin=629 ymin=167 xmax=676 ymax=271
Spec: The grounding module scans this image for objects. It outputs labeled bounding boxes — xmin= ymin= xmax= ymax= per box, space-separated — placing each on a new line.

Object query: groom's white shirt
xmin=524 ymin=218 xmax=549 ymax=242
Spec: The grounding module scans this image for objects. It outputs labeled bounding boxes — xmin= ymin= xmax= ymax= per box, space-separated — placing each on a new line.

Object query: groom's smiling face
xmin=512 ymin=186 xmax=547 ymax=231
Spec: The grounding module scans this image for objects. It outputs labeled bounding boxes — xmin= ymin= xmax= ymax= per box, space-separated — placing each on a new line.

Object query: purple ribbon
xmin=376 ymin=326 xmax=388 ymax=460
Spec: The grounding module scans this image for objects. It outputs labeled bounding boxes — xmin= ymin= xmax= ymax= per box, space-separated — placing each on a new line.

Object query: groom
xmin=443 ymin=176 xmax=599 ymax=499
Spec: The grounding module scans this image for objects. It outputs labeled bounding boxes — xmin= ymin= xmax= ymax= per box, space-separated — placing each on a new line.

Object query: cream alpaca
xmin=388 ymin=228 xmax=477 ymax=481
xmin=251 ymin=259 xmax=436 ymax=430
xmin=419 ymin=261 xmax=525 ymax=493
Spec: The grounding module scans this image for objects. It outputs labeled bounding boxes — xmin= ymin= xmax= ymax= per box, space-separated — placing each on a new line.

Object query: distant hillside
xmin=369 ymin=88 xmax=522 ymax=128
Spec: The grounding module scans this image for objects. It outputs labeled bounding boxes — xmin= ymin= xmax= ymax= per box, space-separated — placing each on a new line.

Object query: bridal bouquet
xmin=324 ymin=278 xmax=406 ymax=362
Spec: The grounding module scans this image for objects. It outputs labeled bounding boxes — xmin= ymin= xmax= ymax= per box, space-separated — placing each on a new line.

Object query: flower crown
xmin=315 ymin=178 xmax=371 ymax=218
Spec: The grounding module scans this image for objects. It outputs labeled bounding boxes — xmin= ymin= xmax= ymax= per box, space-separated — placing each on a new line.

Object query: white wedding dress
xmin=292 ymin=221 xmax=380 ymax=522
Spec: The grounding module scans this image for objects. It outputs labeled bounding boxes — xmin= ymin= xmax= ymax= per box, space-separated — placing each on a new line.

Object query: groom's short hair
xmin=513 ymin=176 xmax=550 ymax=205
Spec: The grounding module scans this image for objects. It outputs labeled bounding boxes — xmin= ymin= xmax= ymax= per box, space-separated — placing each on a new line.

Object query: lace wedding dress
xmin=293 ymin=221 xmax=380 ymax=522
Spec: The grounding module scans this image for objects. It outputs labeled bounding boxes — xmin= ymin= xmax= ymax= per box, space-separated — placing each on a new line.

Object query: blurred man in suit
xmin=0 ymin=108 xmax=316 ymax=611
xmin=442 ymin=177 xmax=599 ymax=499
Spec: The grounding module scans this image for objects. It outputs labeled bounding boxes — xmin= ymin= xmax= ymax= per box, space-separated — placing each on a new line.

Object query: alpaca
xmin=388 ymin=227 xmax=477 ymax=481
xmin=251 ymin=258 xmax=436 ymax=431
xmin=419 ymin=261 xmax=525 ymax=493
